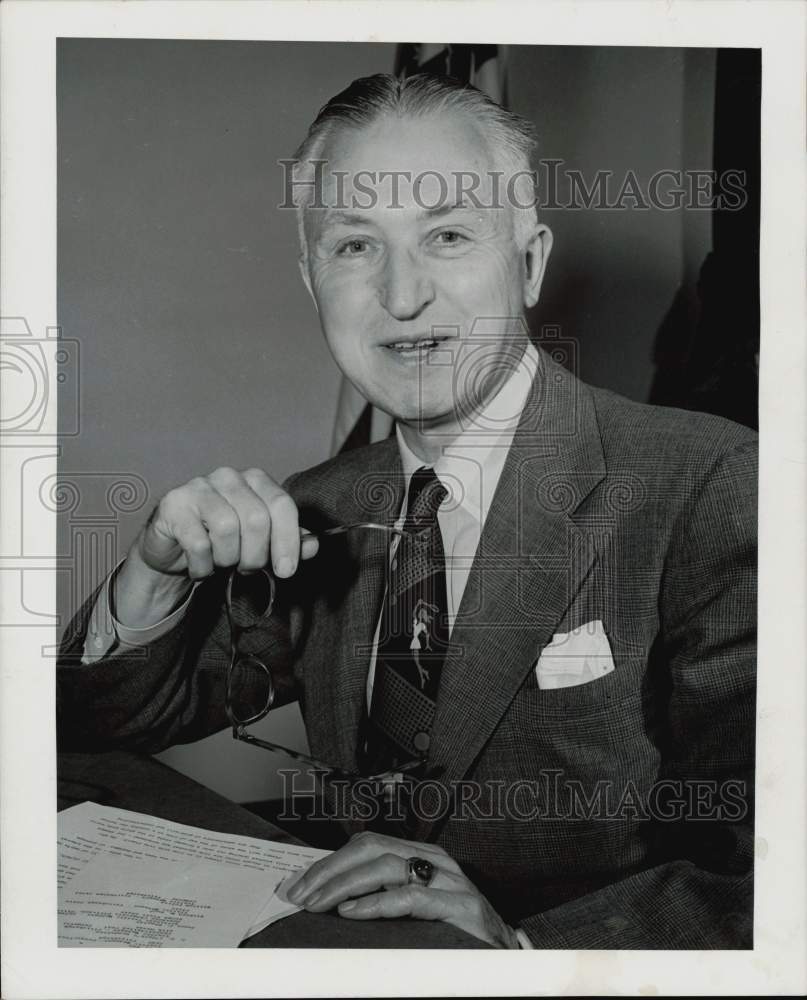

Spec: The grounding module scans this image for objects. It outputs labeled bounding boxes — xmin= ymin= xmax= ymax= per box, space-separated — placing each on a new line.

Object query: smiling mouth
xmin=383 ymin=336 xmax=447 ymax=356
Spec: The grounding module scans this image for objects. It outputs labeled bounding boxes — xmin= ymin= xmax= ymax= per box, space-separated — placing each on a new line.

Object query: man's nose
xmin=378 ymin=247 xmax=435 ymax=321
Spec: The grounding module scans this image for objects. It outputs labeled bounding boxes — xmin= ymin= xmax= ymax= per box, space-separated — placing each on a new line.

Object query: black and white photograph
xmin=1 ymin=1 xmax=805 ymax=997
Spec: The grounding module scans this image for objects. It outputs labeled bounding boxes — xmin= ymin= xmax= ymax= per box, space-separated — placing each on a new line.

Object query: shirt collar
xmin=395 ymin=341 xmax=539 ymax=525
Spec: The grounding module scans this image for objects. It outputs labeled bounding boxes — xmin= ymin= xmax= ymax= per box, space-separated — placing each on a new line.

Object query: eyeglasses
xmin=224 ymin=522 xmax=425 ymax=784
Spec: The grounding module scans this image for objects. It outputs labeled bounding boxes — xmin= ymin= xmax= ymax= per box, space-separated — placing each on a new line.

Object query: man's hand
xmin=285 ymin=831 xmax=520 ymax=949
xmin=114 ymin=466 xmax=318 ymax=628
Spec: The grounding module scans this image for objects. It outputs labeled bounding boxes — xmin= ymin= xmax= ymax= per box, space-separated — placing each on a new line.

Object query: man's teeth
xmin=389 ymin=339 xmax=439 ymax=351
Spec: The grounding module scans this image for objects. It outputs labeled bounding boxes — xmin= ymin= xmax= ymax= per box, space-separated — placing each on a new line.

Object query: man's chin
xmin=357 ymin=379 xmax=460 ymax=428
xmin=391 ymin=402 xmax=462 ymax=431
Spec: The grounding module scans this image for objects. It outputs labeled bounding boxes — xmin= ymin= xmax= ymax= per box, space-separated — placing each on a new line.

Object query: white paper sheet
xmin=58 ymin=853 xmax=277 ymax=947
xmin=57 ymin=802 xmax=331 ymax=947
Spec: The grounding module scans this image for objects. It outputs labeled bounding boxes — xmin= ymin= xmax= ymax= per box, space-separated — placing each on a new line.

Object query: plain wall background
xmin=58 ymin=40 xmax=714 ymax=802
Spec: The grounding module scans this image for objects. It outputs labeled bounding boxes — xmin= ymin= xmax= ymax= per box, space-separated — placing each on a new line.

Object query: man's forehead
xmin=299 ymin=114 xmax=512 ymax=228
xmin=321 ymin=110 xmax=497 ymax=184
xmin=296 ymin=109 xmax=527 ymax=244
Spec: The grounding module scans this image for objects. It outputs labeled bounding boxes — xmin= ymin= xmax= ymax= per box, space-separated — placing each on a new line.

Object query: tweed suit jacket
xmin=57 ymin=349 xmax=758 ymax=948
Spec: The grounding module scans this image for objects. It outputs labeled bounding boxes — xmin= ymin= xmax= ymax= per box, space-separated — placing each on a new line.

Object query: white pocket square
xmin=535 ymin=620 xmax=615 ymax=690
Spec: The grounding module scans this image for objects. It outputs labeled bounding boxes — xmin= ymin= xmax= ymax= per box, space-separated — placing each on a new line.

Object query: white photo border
xmin=1 ymin=1 xmax=805 ymax=996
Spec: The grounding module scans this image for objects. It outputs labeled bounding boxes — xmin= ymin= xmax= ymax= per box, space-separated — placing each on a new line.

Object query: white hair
xmin=290 ymin=72 xmax=540 ymax=268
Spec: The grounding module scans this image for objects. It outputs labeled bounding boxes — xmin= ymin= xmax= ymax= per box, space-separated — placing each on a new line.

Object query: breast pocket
xmin=526 ymin=656 xmax=634 ymax=714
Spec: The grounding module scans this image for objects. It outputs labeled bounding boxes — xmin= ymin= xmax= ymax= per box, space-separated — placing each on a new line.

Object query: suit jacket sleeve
xmin=55 ymin=469 xmax=315 ymax=754
xmin=518 ymin=439 xmax=757 ymax=948
xmin=56 ymin=567 xmax=300 ymax=754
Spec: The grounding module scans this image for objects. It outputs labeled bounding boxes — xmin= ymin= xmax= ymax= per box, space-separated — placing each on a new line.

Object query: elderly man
xmin=58 ymin=73 xmax=757 ymax=949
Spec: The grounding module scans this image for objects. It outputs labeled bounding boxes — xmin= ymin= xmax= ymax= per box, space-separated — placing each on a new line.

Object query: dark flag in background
xmin=331 ymin=44 xmax=509 ymax=455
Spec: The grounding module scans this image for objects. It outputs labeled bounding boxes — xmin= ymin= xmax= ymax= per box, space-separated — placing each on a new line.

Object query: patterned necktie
xmin=360 ymin=466 xmax=449 ymax=776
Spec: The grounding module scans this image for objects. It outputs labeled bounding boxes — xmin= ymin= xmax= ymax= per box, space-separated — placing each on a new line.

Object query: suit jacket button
xmin=413 ymin=731 xmax=430 ymax=752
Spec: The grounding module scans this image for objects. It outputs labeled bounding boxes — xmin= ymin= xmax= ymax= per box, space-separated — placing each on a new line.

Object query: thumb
xmin=299 ymin=529 xmax=320 ymax=561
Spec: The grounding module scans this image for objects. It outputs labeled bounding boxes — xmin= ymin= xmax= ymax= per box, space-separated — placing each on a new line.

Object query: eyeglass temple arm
xmin=233 ymin=728 xmax=427 ymax=781
xmin=314 ymin=522 xmax=414 ymax=540
xmin=233 ymin=729 xmax=351 ymax=775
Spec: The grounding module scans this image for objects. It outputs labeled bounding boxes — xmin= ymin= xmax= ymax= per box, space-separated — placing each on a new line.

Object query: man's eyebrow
xmin=313 ymin=201 xmax=483 ymax=239
xmin=317 ymin=211 xmax=377 ymax=233
xmin=417 ymin=201 xmax=482 ymax=221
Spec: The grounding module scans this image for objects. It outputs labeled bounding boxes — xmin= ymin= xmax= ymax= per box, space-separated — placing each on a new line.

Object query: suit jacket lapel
xmin=412 ymin=353 xmax=607 ymax=840
xmin=300 ymin=440 xmax=405 ymax=775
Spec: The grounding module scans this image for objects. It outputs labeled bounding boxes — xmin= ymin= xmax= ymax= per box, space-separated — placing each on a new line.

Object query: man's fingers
xmin=190 ymin=479 xmax=241 ymax=566
xmin=169 ymin=518 xmax=216 ymax=580
xmin=337 ymin=886 xmax=503 ymax=946
xmin=207 ymin=467 xmax=272 ymax=572
xmin=301 ymin=854 xmax=410 ymax=912
xmin=242 ymin=468 xmax=300 ymax=577
xmin=287 ymin=832 xmax=453 ymax=904
xmin=303 ymin=854 xmax=467 ymax=913
xmin=137 ymin=466 xmax=317 ymax=582
xmin=337 ymin=886 xmax=456 ymax=923
xmin=141 ymin=477 xmax=235 ymax=577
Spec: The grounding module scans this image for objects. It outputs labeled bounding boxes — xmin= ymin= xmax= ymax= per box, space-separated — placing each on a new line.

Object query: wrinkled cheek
xmin=444 ymin=259 xmax=522 ymax=325
xmin=474 ymin=263 xmax=522 ymax=315
xmin=314 ymin=274 xmax=373 ymax=349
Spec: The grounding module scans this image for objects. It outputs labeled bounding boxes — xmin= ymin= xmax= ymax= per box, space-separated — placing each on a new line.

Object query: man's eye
xmin=336 ymin=238 xmax=370 ymax=256
xmin=434 ymin=230 xmax=467 ymax=246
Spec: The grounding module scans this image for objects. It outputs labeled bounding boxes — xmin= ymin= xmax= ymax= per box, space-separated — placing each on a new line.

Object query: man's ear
xmin=298 ymin=255 xmax=318 ymax=312
xmin=522 ymin=224 xmax=553 ymax=309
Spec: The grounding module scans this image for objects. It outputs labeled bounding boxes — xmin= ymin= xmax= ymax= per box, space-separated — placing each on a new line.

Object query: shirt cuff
xmin=81 ymin=557 xmax=197 ymax=663
xmin=515 ymin=928 xmax=534 ymax=950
